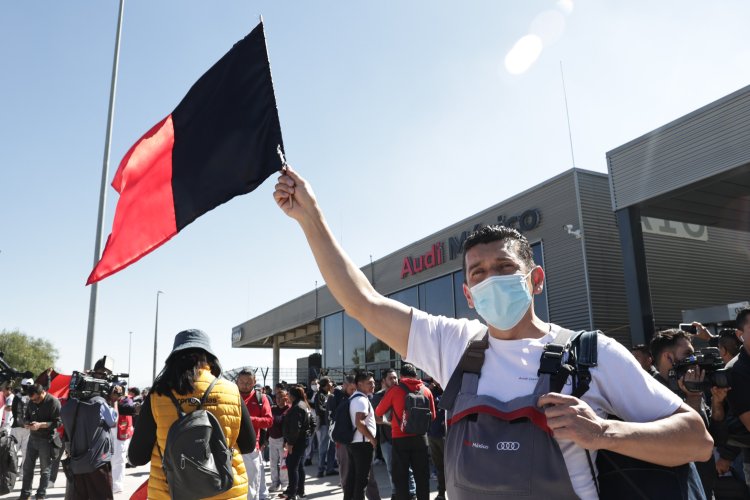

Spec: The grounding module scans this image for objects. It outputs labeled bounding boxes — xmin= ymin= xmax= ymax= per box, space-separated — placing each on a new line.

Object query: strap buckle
xmin=538 ymin=343 xmax=565 ymax=376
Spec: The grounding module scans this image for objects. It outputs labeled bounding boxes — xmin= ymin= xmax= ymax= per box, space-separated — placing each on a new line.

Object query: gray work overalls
xmin=439 ymin=329 xmax=582 ymax=499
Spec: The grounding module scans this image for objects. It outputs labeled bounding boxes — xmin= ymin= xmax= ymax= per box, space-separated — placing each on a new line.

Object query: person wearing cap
xmin=128 ymin=329 xmax=256 ymax=500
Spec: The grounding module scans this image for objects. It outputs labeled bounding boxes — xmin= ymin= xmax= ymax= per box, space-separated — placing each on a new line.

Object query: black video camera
xmin=69 ymin=370 xmax=129 ymax=401
xmin=0 ymin=351 xmax=34 ymax=384
xmin=673 ymin=347 xmax=731 ymax=391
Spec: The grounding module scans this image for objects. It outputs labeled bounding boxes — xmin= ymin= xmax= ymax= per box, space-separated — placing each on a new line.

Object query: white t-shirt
xmin=1 ymin=393 xmax=13 ymax=430
xmin=406 ymin=309 xmax=682 ymax=500
xmin=348 ymin=391 xmax=376 ymax=444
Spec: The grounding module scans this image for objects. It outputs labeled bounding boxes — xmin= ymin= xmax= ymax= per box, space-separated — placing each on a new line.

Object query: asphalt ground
xmin=1 ymin=456 xmax=444 ymax=499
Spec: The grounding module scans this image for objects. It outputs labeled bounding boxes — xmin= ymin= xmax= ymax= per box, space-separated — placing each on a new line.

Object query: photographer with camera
xmin=18 ymin=382 xmax=61 ymax=500
xmin=712 ymin=308 xmax=750 ymax=488
xmin=652 ymin=328 xmax=724 ymax=499
xmin=60 ymin=357 xmax=120 ymax=500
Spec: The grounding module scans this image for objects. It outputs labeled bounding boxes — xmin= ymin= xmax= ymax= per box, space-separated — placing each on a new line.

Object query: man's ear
xmin=530 ymin=266 xmax=546 ymax=295
xmin=463 ymin=282 xmax=474 ymax=309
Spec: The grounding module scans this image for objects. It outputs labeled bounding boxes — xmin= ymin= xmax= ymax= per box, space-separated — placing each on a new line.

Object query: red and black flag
xmin=87 ymin=22 xmax=283 ymax=285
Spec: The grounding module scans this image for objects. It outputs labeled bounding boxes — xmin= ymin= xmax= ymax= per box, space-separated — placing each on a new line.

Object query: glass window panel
xmin=323 ymin=313 xmax=343 ymax=368
xmin=343 ymin=312 xmax=366 ymax=369
xmin=532 ymin=242 xmax=549 ymax=322
xmin=418 ymin=274 xmax=454 ymax=317
xmin=454 ymin=270 xmax=480 ymax=321
xmin=366 ymin=330 xmax=393 ymax=363
xmin=389 ymin=286 xmax=419 ymax=308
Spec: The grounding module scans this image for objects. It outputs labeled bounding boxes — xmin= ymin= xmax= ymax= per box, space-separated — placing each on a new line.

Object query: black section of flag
xmin=171 ymin=23 xmax=284 ymax=231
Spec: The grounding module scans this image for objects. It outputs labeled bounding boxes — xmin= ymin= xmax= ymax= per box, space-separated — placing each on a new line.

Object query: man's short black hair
xmin=718 ymin=331 xmax=742 ymax=357
xmin=400 ymin=363 xmax=417 ymax=378
xmin=630 ymin=344 xmax=651 ymax=357
xmin=462 ymin=225 xmax=535 ymax=282
xmin=736 ymin=307 xmax=750 ymax=330
xmin=319 ymin=377 xmax=332 ymax=388
xmin=354 ymin=370 xmax=374 ymax=384
xmin=238 ymin=369 xmax=255 ymax=378
xmin=344 ymin=374 xmax=356 ymax=385
xmin=26 ymin=383 xmax=45 ymax=396
xmin=650 ymin=329 xmax=691 ymax=363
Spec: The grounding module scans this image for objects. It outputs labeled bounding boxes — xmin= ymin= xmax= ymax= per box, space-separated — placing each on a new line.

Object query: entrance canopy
xmin=608 ymin=84 xmax=750 ymax=344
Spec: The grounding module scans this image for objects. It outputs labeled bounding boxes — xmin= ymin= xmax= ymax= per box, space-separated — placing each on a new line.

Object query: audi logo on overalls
xmin=496 ymin=441 xmax=520 ymax=451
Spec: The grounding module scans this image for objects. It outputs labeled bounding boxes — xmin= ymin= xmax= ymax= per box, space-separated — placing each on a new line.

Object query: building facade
xmin=233 ymin=167 xmax=750 ymax=383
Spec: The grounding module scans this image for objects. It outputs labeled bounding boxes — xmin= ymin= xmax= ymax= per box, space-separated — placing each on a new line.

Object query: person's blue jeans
xmin=317 ymin=425 xmax=337 ymax=473
xmin=381 ymin=440 xmax=415 ymax=496
xmin=22 ymin=436 xmax=53 ymax=498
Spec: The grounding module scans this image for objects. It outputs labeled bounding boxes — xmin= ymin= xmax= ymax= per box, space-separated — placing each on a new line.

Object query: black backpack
xmin=396 ymin=383 xmax=431 ymax=435
xmin=305 ymin=406 xmax=316 ymax=436
xmin=11 ymin=395 xmax=27 ymax=428
xmin=541 ymin=330 xmax=705 ymax=500
xmin=63 ymin=397 xmax=113 ymax=475
xmin=157 ymin=378 xmax=234 ymax=500
xmin=0 ymin=432 xmax=18 ymax=495
xmin=330 ymin=393 xmax=366 ymax=444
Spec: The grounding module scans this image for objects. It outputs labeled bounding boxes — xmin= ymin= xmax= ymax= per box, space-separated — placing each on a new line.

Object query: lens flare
xmin=557 ymin=0 xmax=574 ymax=14
xmin=530 ymin=10 xmax=566 ymax=45
xmin=504 ymin=34 xmax=543 ymax=75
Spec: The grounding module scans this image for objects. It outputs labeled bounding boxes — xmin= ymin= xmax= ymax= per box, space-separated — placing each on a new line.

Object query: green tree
xmin=0 ymin=329 xmax=59 ymax=380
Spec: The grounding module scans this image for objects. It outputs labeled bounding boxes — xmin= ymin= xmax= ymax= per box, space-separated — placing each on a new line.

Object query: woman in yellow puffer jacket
xmin=129 ymin=329 xmax=256 ymax=499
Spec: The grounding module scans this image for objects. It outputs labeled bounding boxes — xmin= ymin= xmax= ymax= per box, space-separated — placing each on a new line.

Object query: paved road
xmin=1 ymin=458 xmax=444 ymax=499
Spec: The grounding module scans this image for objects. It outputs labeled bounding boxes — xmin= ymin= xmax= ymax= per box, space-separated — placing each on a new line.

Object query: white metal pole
xmin=152 ymin=291 xmax=164 ymax=381
xmin=85 ymin=0 xmax=126 ymax=369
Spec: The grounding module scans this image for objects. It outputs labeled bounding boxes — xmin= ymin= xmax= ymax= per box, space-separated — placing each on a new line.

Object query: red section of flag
xmin=86 ymin=116 xmax=177 ymax=285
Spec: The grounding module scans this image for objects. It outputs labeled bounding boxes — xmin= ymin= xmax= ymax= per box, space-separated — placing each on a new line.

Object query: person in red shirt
xmin=375 ymin=364 xmax=435 ymax=500
xmin=238 ymin=369 xmax=273 ymax=500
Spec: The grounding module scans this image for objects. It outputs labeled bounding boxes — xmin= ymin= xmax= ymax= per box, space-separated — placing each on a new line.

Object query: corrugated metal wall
xmin=644 ymin=226 xmax=750 ymax=328
xmin=528 ymin=173 xmax=590 ymax=330
xmin=607 ymin=84 xmax=750 ymax=211
xmin=576 ymin=172 xmax=631 ymax=345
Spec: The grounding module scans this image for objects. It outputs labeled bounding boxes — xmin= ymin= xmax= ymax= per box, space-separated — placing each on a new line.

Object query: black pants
xmin=72 ymin=463 xmax=113 ymax=500
xmin=286 ymin=436 xmax=308 ymax=497
xmin=428 ymin=436 xmax=445 ymax=496
xmin=345 ymin=442 xmax=374 ymax=500
xmin=392 ymin=435 xmax=430 ymax=500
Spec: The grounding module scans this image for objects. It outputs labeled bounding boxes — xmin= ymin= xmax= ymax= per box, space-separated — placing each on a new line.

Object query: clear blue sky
xmin=2 ymin=1 xmax=750 ymax=389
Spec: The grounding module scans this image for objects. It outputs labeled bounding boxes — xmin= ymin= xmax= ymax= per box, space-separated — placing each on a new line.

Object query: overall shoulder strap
xmin=439 ymin=329 xmax=489 ymax=412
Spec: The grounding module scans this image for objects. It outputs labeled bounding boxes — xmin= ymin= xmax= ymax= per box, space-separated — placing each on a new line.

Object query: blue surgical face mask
xmin=469 ymin=271 xmax=533 ymax=330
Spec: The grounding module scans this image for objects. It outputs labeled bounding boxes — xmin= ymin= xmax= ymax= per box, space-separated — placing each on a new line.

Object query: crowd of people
xmin=2 ymin=165 xmax=750 ymax=500
xmin=0 ymin=359 xmax=146 ymax=500
xmin=225 ymin=363 xmax=446 ymax=500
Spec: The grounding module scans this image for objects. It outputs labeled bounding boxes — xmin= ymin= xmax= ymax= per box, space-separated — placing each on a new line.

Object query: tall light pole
xmin=128 ymin=331 xmax=133 ymax=377
xmin=152 ymin=291 xmax=164 ymax=381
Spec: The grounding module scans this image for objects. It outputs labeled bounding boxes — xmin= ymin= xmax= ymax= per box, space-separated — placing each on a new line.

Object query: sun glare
xmin=557 ymin=0 xmax=574 ymax=14
xmin=504 ymin=34 xmax=544 ymax=75
xmin=530 ymin=10 xmax=566 ymax=45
